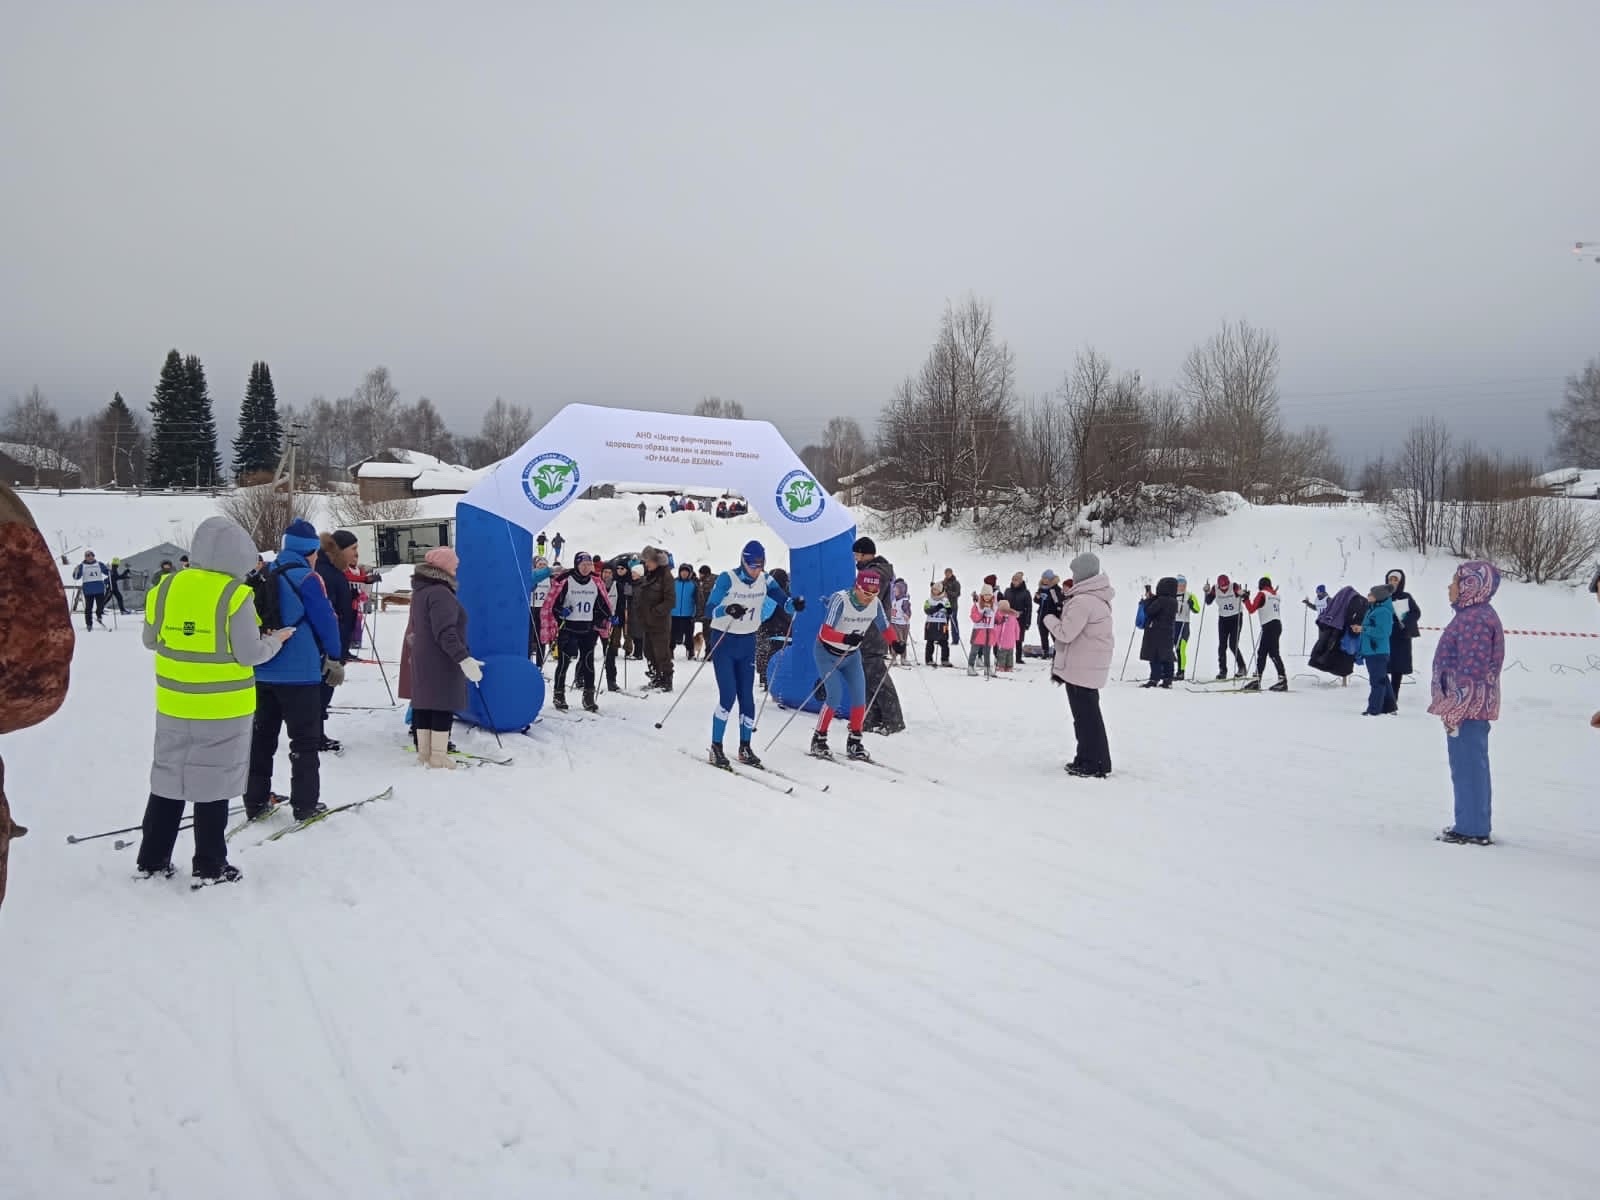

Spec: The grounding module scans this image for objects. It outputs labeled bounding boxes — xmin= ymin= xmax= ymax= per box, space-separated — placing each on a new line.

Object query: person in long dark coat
xmin=404 ymin=547 xmax=480 ymax=768
xmin=1383 ymin=567 xmax=1421 ymax=712
xmin=1139 ymin=576 xmax=1179 ymax=688
xmin=852 ymin=537 xmax=904 ymax=734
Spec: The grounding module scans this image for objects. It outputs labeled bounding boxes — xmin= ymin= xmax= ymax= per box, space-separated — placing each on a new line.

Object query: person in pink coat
xmin=993 ymin=600 xmax=1021 ymax=671
xmin=967 ymin=586 xmax=997 ymax=675
xmin=1044 ymin=551 xmax=1116 ymax=778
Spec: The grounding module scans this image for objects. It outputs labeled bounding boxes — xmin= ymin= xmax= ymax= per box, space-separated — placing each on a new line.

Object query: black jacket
xmin=942 ymin=575 xmax=961 ymax=603
xmin=314 ymin=546 xmax=356 ymax=659
xmin=1386 ymin=567 xmax=1421 ymax=675
xmin=1003 ymin=583 xmax=1033 ymax=628
xmin=1139 ymin=577 xmax=1179 ymax=664
xmin=1035 ymin=584 xmax=1064 ymax=626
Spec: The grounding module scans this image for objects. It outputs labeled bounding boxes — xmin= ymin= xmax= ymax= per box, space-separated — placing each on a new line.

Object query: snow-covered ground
xmin=4 ymin=491 xmax=1599 ymax=1199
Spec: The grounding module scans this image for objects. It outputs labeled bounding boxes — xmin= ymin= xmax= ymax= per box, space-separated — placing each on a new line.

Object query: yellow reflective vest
xmin=145 ymin=568 xmax=256 ymax=720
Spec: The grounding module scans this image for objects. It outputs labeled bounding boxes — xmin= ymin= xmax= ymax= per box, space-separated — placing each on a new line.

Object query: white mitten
xmin=460 ymin=657 xmax=485 ymax=683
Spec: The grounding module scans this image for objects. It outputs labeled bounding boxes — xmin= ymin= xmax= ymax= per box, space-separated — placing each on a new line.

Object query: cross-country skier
xmin=704 ymin=540 xmax=799 ymax=769
xmin=1303 ymin=584 xmax=1331 ymax=617
xmin=1204 ymin=575 xmax=1249 ymax=679
xmin=529 ymin=555 xmax=553 ymax=665
xmin=923 ymin=582 xmax=952 ymax=666
xmin=73 ymin=551 xmax=109 ymax=631
xmin=811 ymin=569 xmax=897 ymax=761
xmin=1241 ymin=576 xmax=1288 ymax=691
xmin=1172 ymin=575 xmax=1200 ymax=680
xmin=542 ymin=552 xmax=614 ymax=712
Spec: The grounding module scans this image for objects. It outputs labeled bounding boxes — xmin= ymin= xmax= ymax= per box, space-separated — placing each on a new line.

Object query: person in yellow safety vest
xmin=1173 ymin=575 xmax=1202 ymax=681
xmin=134 ymin=517 xmax=294 ymax=886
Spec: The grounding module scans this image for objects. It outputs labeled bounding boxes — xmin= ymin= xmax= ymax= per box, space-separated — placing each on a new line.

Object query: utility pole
xmin=270 ymin=422 xmax=306 ymax=522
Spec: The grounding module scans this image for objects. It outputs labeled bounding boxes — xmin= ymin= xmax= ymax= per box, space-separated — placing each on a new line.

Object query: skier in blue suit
xmin=704 ymin=540 xmax=800 ymax=769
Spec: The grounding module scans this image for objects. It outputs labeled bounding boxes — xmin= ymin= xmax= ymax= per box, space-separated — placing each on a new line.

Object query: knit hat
xmin=1217 ymin=573 xmax=1231 ymax=589
xmin=425 ymin=546 xmax=459 ymax=574
xmin=332 ymin=529 xmax=359 ymax=551
xmin=574 ymin=552 xmax=593 ymax=567
xmin=741 ymin=540 xmax=766 ymax=568
xmin=854 ymin=570 xmax=881 ymax=594
xmin=281 ymin=519 xmax=320 ymax=557
xmin=930 ymin=580 xmax=943 ymax=592
xmin=1369 ymin=583 xmax=1393 ymax=602
xmin=1041 ymin=569 xmax=1058 ymax=584
xmin=852 ymin=536 xmax=876 ymax=555
xmin=980 ymin=584 xmax=995 ymax=598
xmin=1316 ymin=583 xmax=1328 ymax=595
xmin=1069 ymin=551 xmax=1100 ymax=581
xmin=1258 ymin=575 xmax=1273 ymax=589
xmin=534 ymin=555 xmax=549 ymax=567
xmin=678 ymin=563 xmax=694 ymax=576
xmin=983 ymin=574 xmax=998 ymax=588
xmin=1175 ymin=574 xmax=1187 ymax=585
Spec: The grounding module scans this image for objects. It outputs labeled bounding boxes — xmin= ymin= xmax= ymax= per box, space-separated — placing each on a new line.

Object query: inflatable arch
xmin=453 ymin=404 xmax=859 ymax=731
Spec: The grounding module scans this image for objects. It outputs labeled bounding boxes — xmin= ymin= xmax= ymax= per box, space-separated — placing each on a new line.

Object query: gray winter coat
xmin=405 ymin=565 xmax=471 ymax=712
xmin=144 ymin=517 xmax=282 ymax=803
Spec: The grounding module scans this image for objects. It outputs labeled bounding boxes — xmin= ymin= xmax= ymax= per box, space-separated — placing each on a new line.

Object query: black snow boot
xmin=846 ymin=733 xmax=871 ymax=762
xmin=1176 ymin=668 xmax=1186 ymax=681
xmin=552 ymin=690 xmax=569 ymax=712
xmin=192 ymin=864 xmax=244 ymax=888
xmin=708 ymin=742 xmax=731 ymax=769
xmin=582 ymin=687 xmax=598 ymax=713
xmin=136 ymin=863 xmax=175 ymax=880
xmin=318 ymin=735 xmax=343 ymax=755
xmin=1216 ymin=669 xmax=1229 ymax=680
xmin=1437 ymin=827 xmax=1492 ymax=846
xmin=1140 ymin=679 xmax=1159 ymax=689
xmin=1066 ymin=763 xmax=1110 ymax=779
xmin=809 ymin=730 xmax=832 ymax=759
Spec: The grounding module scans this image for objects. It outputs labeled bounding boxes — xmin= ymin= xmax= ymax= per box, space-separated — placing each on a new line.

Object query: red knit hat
xmin=854 ymin=570 xmax=881 ymax=594
xmin=983 ymin=574 xmax=998 ymax=588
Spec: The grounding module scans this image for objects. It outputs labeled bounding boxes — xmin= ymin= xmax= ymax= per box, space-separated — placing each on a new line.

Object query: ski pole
xmin=1191 ymin=601 xmax=1205 ymax=678
xmin=1301 ymin=606 xmax=1309 ymax=656
xmin=68 ymin=803 xmax=245 ymax=846
xmin=471 ymin=680 xmax=505 ymax=749
xmin=1118 ymin=628 xmax=1136 ymax=681
xmin=363 ymin=620 xmax=398 ymax=706
xmin=764 ymin=645 xmax=857 ymax=751
xmin=653 ymin=629 xmax=727 ymax=729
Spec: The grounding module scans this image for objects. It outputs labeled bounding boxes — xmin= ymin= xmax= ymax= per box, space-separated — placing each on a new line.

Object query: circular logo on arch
xmin=521 ymin=453 xmax=582 ymax=511
xmin=776 ymin=470 xmax=825 ymax=524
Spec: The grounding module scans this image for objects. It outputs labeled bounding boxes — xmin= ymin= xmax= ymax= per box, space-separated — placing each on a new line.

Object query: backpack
xmin=248 ymin=561 xmax=307 ymax=633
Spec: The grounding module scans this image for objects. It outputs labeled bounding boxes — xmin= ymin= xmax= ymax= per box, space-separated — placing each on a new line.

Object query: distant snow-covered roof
xmin=353 ymin=448 xmax=482 ymax=488
xmin=0 ymin=441 xmax=81 ymax=473
xmin=413 ymin=467 xmax=484 ymax=493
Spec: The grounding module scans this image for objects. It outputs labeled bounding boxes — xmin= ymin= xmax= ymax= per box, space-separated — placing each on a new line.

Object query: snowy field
xmin=3 ymin=491 xmax=1599 ymax=1199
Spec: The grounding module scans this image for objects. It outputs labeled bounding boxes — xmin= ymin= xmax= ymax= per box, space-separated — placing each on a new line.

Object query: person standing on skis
xmin=1204 ymin=575 xmax=1249 ymax=679
xmin=704 ymin=540 xmax=799 ymax=769
xmin=1172 ymin=575 xmax=1200 ymax=680
xmin=73 ymin=551 xmax=109 ymax=631
xmin=542 ymin=552 xmax=614 ymax=712
xmin=1241 ymin=576 xmax=1288 ymax=691
xmin=810 ymin=569 xmax=897 ymax=762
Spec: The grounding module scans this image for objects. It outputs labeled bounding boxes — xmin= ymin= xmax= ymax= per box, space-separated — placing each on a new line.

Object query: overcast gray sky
xmin=2 ymin=0 xmax=1596 ymax=466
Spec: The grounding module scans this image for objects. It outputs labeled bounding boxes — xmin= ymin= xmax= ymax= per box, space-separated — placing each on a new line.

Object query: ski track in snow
xmin=3 ymin=494 xmax=1599 ymax=1198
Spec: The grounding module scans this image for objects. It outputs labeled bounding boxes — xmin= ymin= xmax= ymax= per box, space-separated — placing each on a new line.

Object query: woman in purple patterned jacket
xmin=1428 ymin=560 xmax=1505 ymax=845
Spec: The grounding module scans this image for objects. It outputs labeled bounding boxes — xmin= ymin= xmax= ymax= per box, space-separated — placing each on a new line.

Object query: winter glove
xmin=791 ymin=597 xmax=806 ymax=612
xmin=843 ymin=632 xmax=865 ymax=647
xmin=723 ymin=603 xmax=747 ymax=619
xmin=369 ymin=572 xmax=382 ymax=584
xmin=558 ymin=606 xmax=572 ymax=619
xmin=322 ymin=659 xmax=346 ymax=687
xmin=460 ymin=657 xmax=485 ymax=683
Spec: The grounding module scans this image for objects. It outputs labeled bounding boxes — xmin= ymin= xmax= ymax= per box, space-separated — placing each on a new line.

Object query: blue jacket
xmin=255 ymin=550 xmax=344 ymax=684
xmin=672 ymin=577 xmax=699 ymax=618
xmin=1360 ymin=597 xmax=1395 ymax=658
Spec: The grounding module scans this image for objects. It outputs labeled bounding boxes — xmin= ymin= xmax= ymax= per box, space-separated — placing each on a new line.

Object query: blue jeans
xmin=1364 ymin=653 xmax=1393 ymax=714
xmin=710 ymin=632 xmax=757 ymax=745
xmin=1446 ymin=719 xmax=1492 ymax=838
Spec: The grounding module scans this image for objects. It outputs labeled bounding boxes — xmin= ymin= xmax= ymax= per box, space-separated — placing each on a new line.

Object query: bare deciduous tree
xmin=693 ymin=396 xmax=746 ymax=420
xmin=1384 ymin=417 xmax=1453 ymax=552
xmin=394 ymin=396 xmax=456 ymax=461
xmin=475 ymin=397 xmax=532 ymax=464
xmin=1182 ymin=319 xmax=1282 ymax=495
xmin=346 ymin=366 xmax=401 ymax=459
xmin=1549 ymin=355 xmax=1600 ymax=466
xmin=217 ymin=483 xmax=316 ymax=551
xmin=328 ymin=487 xmax=420 ymax=529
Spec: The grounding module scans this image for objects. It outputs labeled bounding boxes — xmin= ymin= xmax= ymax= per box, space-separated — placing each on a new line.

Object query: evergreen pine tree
xmin=232 ymin=360 xmax=284 ymax=480
xmin=101 ymin=392 xmax=144 ymax=486
xmin=183 ymin=354 xmax=223 ymax=487
xmin=146 ymin=349 xmax=189 ymax=487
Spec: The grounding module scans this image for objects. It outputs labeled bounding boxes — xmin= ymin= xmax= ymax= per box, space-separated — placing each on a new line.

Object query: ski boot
xmin=1140 ymin=679 xmax=1159 ymax=689
xmin=708 ymin=742 xmax=731 ymax=769
xmin=1176 ymin=669 xmax=1186 ymax=681
xmin=318 ymin=735 xmax=343 ymax=755
xmin=808 ymin=730 xmax=833 ymax=759
xmin=552 ymin=689 xmax=569 ymax=712
xmin=738 ymin=742 xmax=763 ymax=769
xmin=581 ymin=687 xmax=599 ymax=713
xmin=1216 ymin=669 xmax=1229 ymax=681
xmin=1437 ymin=827 xmax=1492 ymax=846
xmin=1159 ymin=679 xmax=1173 ymax=689
xmin=291 ymin=801 xmax=329 ymax=822
xmin=1239 ymin=676 xmax=1263 ymax=692
xmin=846 ymin=733 xmax=871 ymax=762
xmin=136 ymin=862 xmax=175 ymax=880
xmin=192 ymin=864 xmax=243 ymax=888
xmin=1268 ymin=678 xmax=1288 ymax=693
xmin=1066 ymin=763 xmax=1110 ymax=779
